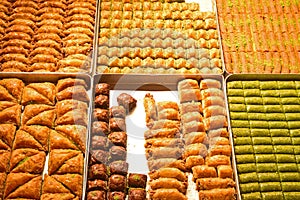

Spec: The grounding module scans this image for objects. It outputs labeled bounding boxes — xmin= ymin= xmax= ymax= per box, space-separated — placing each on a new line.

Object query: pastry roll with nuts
xmin=149 ymin=167 xmax=187 ymax=182
xmin=196 ymin=178 xmax=235 ymax=190
xmin=183 ymin=143 xmax=208 ymax=159
xmin=146 ymin=147 xmax=182 ymax=159
xmin=203 ymin=115 xmax=228 ymax=131
xmin=198 ymin=188 xmax=236 ymax=200
xmin=157 ymin=108 xmax=180 ymax=121
xmin=150 ymin=188 xmax=187 ymax=200
xmin=148 ymin=158 xmax=186 ymax=171
xmin=185 ymin=155 xmax=205 ymax=170
xmin=179 ymin=89 xmax=201 ymax=103
xmin=150 ymin=178 xmax=187 ymax=194
xmin=206 ymin=155 xmax=231 ymax=167
xmin=203 ymin=106 xmax=227 ymax=118
xmin=182 ymin=121 xmax=205 ymax=134
xmin=184 ymin=132 xmax=208 ymax=145
xmin=180 ymin=102 xmax=202 ymax=114
xmin=208 ymin=145 xmax=232 ymax=157
xmin=145 ymin=138 xmax=184 ymax=149
xmin=145 ymin=128 xmax=180 ymax=139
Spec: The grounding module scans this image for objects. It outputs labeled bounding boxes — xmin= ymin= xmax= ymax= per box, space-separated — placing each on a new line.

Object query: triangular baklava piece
xmin=0 ymin=101 xmax=21 ymax=126
xmin=49 ymin=130 xmax=79 ymax=151
xmin=9 ymin=149 xmax=46 ymax=174
xmin=55 ymin=125 xmax=87 ymax=153
xmin=42 ymin=174 xmax=71 ymax=194
xmin=22 ymin=104 xmax=56 ymax=127
xmin=4 ymin=173 xmax=42 ymax=199
xmin=48 ymin=149 xmax=83 ymax=175
xmin=0 ymin=78 xmax=25 ymax=103
xmin=13 ymin=125 xmax=50 ymax=151
xmin=52 ymin=174 xmax=82 ymax=198
xmin=0 ymin=150 xmax=10 ymax=172
xmin=21 ymin=82 xmax=56 ymax=106
xmin=0 ymin=124 xmax=16 ymax=150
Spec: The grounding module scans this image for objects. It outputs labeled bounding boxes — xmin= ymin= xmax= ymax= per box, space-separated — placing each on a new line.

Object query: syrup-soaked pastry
xmin=22 ymin=104 xmax=55 ymax=127
xmin=107 ymin=191 xmax=125 ymax=200
xmin=42 ymin=175 xmax=75 ymax=197
xmin=0 ymin=150 xmax=10 ymax=172
xmin=201 ymin=88 xmax=224 ymax=100
xmin=14 ymin=125 xmax=49 ymax=151
xmin=63 ymin=38 xmax=92 ymax=47
xmin=156 ymin=101 xmax=178 ymax=112
xmin=182 ymin=121 xmax=205 ymax=134
xmin=34 ymin=39 xmax=61 ymax=52
xmin=128 ymin=188 xmax=146 ymax=200
xmin=31 ymin=54 xmax=58 ymax=64
xmin=208 ymin=145 xmax=232 ymax=157
xmin=56 ymin=99 xmax=87 ymax=119
xmin=57 ymin=78 xmax=87 ymax=92
xmin=21 ymin=82 xmax=56 ymax=106
xmin=93 ymin=108 xmax=109 ymax=122
xmin=217 ymin=165 xmax=233 ymax=179
xmin=179 ymin=89 xmax=201 ymax=103
xmin=39 ymin=1 xmax=66 ymax=10
xmin=65 ymin=20 xmax=94 ymax=31
xmin=48 ymin=149 xmax=83 ymax=175
xmin=68 ymin=2 xmax=96 ymax=12
xmin=91 ymin=135 xmax=108 ymax=150
xmin=55 ymin=125 xmax=87 ymax=153
xmin=149 ymin=120 xmax=180 ymax=130
xmin=183 ymin=143 xmax=208 ymax=159
xmin=146 ymin=147 xmax=182 ymax=159
xmin=34 ymin=33 xmax=61 ymax=43
xmin=37 ymin=25 xmax=64 ymax=37
xmin=108 ymin=174 xmax=126 ymax=191
xmin=0 ymin=124 xmax=15 ymax=150
xmin=145 ymin=138 xmax=183 ymax=149
xmin=9 ymin=148 xmax=45 ymax=174
xmin=208 ymin=128 xmax=229 ymax=138
xmin=87 ymin=179 xmax=107 ymax=192
xmin=0 ymin=78 xmax=24 ymax=103
xmin=55 ymin=107 xmax=88 ymax=126
xmin=87 ymin=190 xmax=106 ymax=200
xmin=185 ymin=155 xmax=205 ymax=170
xmin=149 ymin=167 xmax=187 ymax=182
xmin=203 ymin=115 xmax=228 ymax=131
xmin=67 ymin=7 xmax=94 ymax=16
xmin=67 ymin=14 xmax=94 ymax=25
xmin=56 ymin=85 xmax=89 ymax=102
xmin=203 ymin=106 xmax=227 ymax=118
xmin=58 ymin=58 xmax=89 ymax=70
xmin=128 ymin=173 xmax=147 ymax=188
xmin=30 ymin=47 xmax=62 ymax=59
xmin=150 ymin=178 xmax=187 ymax=194
xmin=95 ymin=95 xmax=109 ymax=109
xmin=4 ymin=173 xmax=42 ymax=199
xmin=0 ymin=101 xmax=22 ymax=126
xmin=157 ymin=108 xmax=180 ymax=121
xmin=202 ymin=96 xmax=225 ymax=108
xmin=108 ymin=131 xmax=127 ymax=148
xmin=110 ymin=145 xmax=126 ymax=161
xmin=92 ymin=121 xmax=109 ymax=136
xmin=148 ymin=158 xmax=187 ymax=172
xmin=180 ymin=102 xmax=202 ymax=115
xmin=206 ymin=155 xmax=231 ymax=167
xmin=144 ymin=93 xmax=157 ymax=125
xmin=29 ymin=62 xmax=57 ymax=72
xmin=64 ymin=27 xmax=93 ymax=38
xmin=117 ymin=93 xmax=137 ymax=113
xmin=181 ymin=112 xmax=203 ymax=123
xmin=184 ymin=132 xmax=208 ymax=145
xmin=3 ymin=31 xmax=31 ymax=42
xmin=200 ymin=79 xmax=221 ymax=90
xmin=64 ymin=32 xmax=91 ymax=41
xmin=8 ymin=19 xmax=35 ymax=29
xmin=39 ymin=13 xmax=64 ymax=22
xmin=50 ymin=174 xmax=82 ymax=198
xmin=0 ymin=46 xmax=29 ymax=57
xmin=37 ymin=19 xmax=64 ymax=29
xmin=0 ymin=172 xmax=6 ymax=198
xmin=109 ymin=161 xmax=128 ymax=175
xmin=109 ymin=106 xmax=126 ymax=119
xmin=192 ymin=165 xmax=217 ymax=180
xmin=9 ymin=12 xmax=36 ymax=21
xmin=198 ymin=188 xmax=236 ymax=200
xmin=88 ymin=163 xmax=108 ymax=180
xmin=37 ymin=7 xmax=65 ymax=16
xmin=5 ymin=24 xmax=34 ymax=36
xmin=2 ymin=39 xmax=32 ymax=50
xmin=178 ymin=79 xmax=199 ymax=90
xmin=209 ymin=137 xmax=229 ymax=146
xmin=63 ymin=45 xmax=92 ymax=56
xmin=90 ymin=150 xmax=109 ymax=165
xmin=150 ymin=188 xmax=187 ymax=200
xmin=0 ymin=61 xmax=27 ymax=72
xmin=144 ymin=128 xmax=180 ymax=139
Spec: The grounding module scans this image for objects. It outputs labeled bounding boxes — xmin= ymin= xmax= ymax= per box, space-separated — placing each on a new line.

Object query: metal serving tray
xmin=225 ymin=74 xmax=300 ymax=200
xmin=0 ymin=73 xmax=92 ymax=200
xmin=87 ymin=74 xmax=238 ymax=199
xmin=94 ymin=0 xmax=225 ymax=75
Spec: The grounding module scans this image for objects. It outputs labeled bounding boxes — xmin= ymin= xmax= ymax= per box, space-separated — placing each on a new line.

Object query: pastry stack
xmin=0 ymin=77 xmax=89 ymax=200
xmin=178 ymin=78 xmax=235 ymax=199
xmin=143 ymin=94 xmax=188 ymax=200
xmin=0 ymin=0 xmax=35 ymax=72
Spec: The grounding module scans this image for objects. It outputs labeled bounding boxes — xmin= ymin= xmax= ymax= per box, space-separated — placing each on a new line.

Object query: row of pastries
xmin=87 ymin=82 xmax=147 ymax=200
xmin=0 ymin=77 xmax=89 ymax=200
xmin=0 ymin=0 xmax=96 ymax=72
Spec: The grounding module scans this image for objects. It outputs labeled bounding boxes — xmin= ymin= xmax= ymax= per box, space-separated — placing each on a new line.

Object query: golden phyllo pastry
xmin=0 ymin=172 xmax=6 ymax=199
xmin=41 ymin=175 xmax=79 ymax=199
xmin=0 ymin=124 xmax=16 ymax=150
xmin=55 ymin=99 xmax=88 ymax=126
xmin=4 ymin=173 xmax=42 ymax=199
xmin=22 ymin=104 xmax=55 ymax=127
xmin=0 ymin=150 xmax=10 ymax=173
xmin=0 ymin=78 xmax=24 ymax=103
xmin=51 ymin=174 xmax=82 ymax=198
xmin=0 ymin=101 xmax=22 ymax=126
xmin=49 ymin=129 xmax=80 ymax=152
xmin=48 ymin=149 xmax=83 ymax=175
xmin=13 ymin=125 xmax=50 ymax=151
xmin=56 ymin=78 xmax=89 ymax=102
xmin=21 ymin=82 xmax=56 ymax=106
xmin=9 ymin=149 xmax=46 ymax=174
xmin=55 ymin=125 xmax=87 ymax=153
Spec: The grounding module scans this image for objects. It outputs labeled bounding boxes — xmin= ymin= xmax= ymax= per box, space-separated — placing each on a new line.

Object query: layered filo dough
xmin=13 ymin=125 xmax=50 ymax=151
xmin=41 ymin=174 xmax=82 ymax=199
xmin=3 ymin=173 xmax=42 ymax=199
xmin=0 ymin=78 xmax=24 ymax=103
xmin=55 ymin=99 xmax=88 ymax=126
xmin=9 ymin=148 xmax=46 ymax=174
xmin=21 ymin=104 xmax=55 ymax=127
xmin=48 ymin=149 xmax=84 ymax=175
xmin=0 ymin=101 xmax=22 ymax=126
xmin=0 ymin=150 xmax=10 ymax=173
xmin=0 ymin=124 xmax=16 ymax=150
xmin=56 ymin=78 xmax=89 ymax=102
xmin=21 ymin=82 xmax=56 ymax=105
xmin=52 ymin=125 xmax=87 ymax=153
